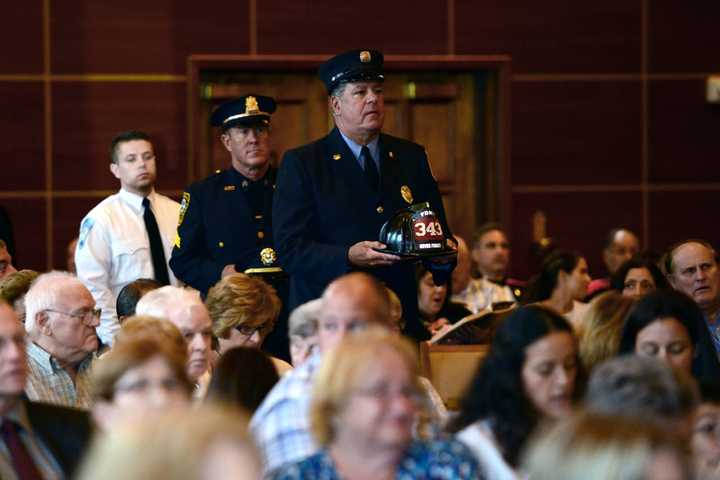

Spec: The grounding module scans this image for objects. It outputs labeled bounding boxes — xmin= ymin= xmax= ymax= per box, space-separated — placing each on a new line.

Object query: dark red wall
xmin=1 ymin=1 xmax=719 ymax=279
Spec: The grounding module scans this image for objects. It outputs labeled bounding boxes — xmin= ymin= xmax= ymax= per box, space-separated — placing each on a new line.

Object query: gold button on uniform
xmin=218 ymin=241 xmax=224 ymax=248
xmin=257 ymin=231 xmax=265 ymax=239
xmin=376 ymin=206 xmax=384 ymax=214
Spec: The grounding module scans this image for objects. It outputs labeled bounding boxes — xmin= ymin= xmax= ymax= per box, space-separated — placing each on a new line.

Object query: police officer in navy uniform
xmin=170 ymin=95 xmax=289 ymax=359
xmin=272 ymin=49 xmax=454 ymax=341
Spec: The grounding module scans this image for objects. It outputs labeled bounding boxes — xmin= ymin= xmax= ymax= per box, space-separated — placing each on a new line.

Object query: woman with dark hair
xmin=415 ymin=263 xmax=471 ymax=336
xmin=205 ymin=347 xmax=279 ymax=414
xmin=449 ymin=306 xmax=581 ymax=479
xmin=618 ymin=289 xmax=720 ymax=382
xmin=522 ymin=249 xmax=591 ymax=330
xmin=610 ymin=255 xmax=669 ymax=299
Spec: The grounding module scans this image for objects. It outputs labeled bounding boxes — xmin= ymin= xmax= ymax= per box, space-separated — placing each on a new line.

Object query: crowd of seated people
xmin=4 ymin=203 xmax=720 ymax=480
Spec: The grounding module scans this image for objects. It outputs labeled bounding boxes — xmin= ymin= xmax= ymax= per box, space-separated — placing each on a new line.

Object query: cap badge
xmin=332 ymin=153 xmax=341 ymax=161
xmin=400 ymin=185 xmax=414 ymax=204
xmin=359 ymin=51 xmax=371 ymax=63
xmin=245 ymin=96 xmax=260 ymax=114
xmin=260 ymin=247 xmax=277 ymax=266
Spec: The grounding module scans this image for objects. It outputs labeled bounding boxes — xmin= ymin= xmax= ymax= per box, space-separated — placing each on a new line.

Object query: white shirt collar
xmin=118 ymin=188 xmax=155 ymax=213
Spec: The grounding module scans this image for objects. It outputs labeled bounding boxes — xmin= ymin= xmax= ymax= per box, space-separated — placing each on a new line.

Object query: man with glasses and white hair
xmin=24 ymin=271 xmax=100 ymax=408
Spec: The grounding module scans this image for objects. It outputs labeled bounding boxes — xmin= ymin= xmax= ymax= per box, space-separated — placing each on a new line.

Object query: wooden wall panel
xmin=0 ymin=3 xmax=43 ymax=74
xmin=1 ymin=1 xmax=718 ymax=274
xmin=648 ymin=191 xmax=720 ymax=253
xmin=51 ymin=82 xmax=187 ymax=191
xmin=455 ymin=1 xmax=641 ymax=73
xmin=511 ymin=191 xmax=643 ymax=279
xmin=2 ymin=199 xmax=47 ymax=271
xmin=52 ymin=197 xmax=99 ymax=270
xmin=649 ymin=0 xmax=720 ymax=72
xmin=0 ymin=83 xmax=45 ymax=190
xmin=512 ymin=81 xmax=642 ymax=185
xmin=648 ymin=79 xmax=720 ymax=183
xmin=51 ymin=0 xmax=250 ymax=73
xmin=257 ymin=0 xmax=447 ymax=54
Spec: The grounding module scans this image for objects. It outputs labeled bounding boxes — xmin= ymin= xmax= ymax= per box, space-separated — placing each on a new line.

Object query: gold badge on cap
xmin=260 ymin=247 xmax=277 ymax=266
xmin=245 ymin=96 xmax=260 ymax=114
xmin=332 ymin=153 xmax=341 ymax=161
xmin=359 ymin=51 xmax=371 ymax=63
xmin=400 ymin=185 xmax=414 ymax=204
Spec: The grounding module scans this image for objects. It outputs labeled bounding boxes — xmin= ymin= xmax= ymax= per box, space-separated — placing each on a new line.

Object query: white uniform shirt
xmin=75 ymin=188 xmax=180 ymax=344
xmin=452 ymin=277 xmax=517 ymax=314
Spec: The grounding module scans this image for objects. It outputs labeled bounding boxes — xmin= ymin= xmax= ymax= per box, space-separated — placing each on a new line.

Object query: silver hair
xmin=330 ymin=82 xmax=348 ymax=99
xmin=288 ymin=298 xmax=321 ymax=340
xmin=585 ymin=355 xmax=698 ymax=422
xmin=24 ymin=271 xmax=88 ymax=334
xmin=135 ymin=286 xmax=204 ymax=322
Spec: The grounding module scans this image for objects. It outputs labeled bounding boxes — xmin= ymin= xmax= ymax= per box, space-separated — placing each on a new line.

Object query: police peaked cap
xmin=210 ymin=95 xmax=277 ymax=130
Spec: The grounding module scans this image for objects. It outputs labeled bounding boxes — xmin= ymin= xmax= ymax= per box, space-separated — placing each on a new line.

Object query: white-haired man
xmin=135 ymin=286 xmax=213 ymax=393
xmin=24 ymin=271 xmax=100 ymax=408
xmin=0 ymin=299 xmax=92 ymax=478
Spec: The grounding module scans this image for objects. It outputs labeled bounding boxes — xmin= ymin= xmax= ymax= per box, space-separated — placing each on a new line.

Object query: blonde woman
xmin=78 ymin=406 xmax=260 ymax=480
xmin=273 ymin=331 xmax=479 ymax=479
xmin=523 ymin=412 xmax=690 ymax=480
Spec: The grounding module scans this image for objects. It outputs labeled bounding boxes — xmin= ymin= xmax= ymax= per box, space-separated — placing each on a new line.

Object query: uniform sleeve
xmin=74 ymin=215 xmax=118 ymax=344
xmin=169 ymin=188 xmax=225 ymax=293
xmin=272 ymin=150 xmax=350 ymax=285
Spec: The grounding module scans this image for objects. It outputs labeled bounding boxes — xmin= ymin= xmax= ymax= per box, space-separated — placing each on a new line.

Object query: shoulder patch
xmin=178 ymin=192 xmax=190 ymax=226
xmin=78 ymin=217 xmax=95 ymax=249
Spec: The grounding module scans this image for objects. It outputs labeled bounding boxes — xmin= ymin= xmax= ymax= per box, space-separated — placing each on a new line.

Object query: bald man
xmin=251 ymin=272 xmax=392 ymax=473
xmin=451 ymin=236 xmax=516 ymax=313
xmin=666 ymin=240 xmax=720 ymax=352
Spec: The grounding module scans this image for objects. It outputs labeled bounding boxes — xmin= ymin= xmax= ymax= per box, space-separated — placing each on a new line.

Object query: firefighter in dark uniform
xmin=170 ymin=94 xmax=289 ymax=360
xmin=272 ymin=50 xmax=454 ymax=341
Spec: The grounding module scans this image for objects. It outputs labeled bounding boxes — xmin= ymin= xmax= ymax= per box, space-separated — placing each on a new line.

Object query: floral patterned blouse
xmin=272 ymin=439 xmax=482 ymax=480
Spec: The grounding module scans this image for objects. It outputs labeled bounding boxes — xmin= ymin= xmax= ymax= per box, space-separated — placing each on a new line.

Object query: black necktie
xmin=142 ymin=197 xmax=170 ymax=285
xmin=361 ymin=146 xmax=379 ymax=191
xmin=0 ymin=419 xmax=43 ymax=480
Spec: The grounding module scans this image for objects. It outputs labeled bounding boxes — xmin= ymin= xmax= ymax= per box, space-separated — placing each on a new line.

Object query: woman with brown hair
xmin=90 ymin=336 xmax=193 ymax=432
xmin=206 ymin=273 xmax=291 ymax=374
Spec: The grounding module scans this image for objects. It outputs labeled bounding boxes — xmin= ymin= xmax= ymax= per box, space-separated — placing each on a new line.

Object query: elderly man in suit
xmin=0 ymin=299 xmax=91 ymax=479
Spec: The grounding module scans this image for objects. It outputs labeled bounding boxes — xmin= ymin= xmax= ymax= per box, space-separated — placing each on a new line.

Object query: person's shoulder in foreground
xmin=272 ymin=438 xmax=482 ymax=480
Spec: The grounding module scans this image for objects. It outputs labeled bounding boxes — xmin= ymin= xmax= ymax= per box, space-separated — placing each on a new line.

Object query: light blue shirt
xmin=338 ymin=131 xmax=380 ymax=172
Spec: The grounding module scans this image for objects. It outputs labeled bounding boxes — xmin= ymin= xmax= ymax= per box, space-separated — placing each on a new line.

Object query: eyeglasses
xmin=234 ymin=324 xmax=262 ymax=337
xmin=45 ymin=308 xmax=101 ymax=325
xmin=353 ymin=384 xmax=423 ymax=403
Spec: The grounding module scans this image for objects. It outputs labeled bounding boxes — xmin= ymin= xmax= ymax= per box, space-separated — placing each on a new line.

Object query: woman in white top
xmin=449 ymin=306 xmax=582 ymax=480
xmin=521 ymin=249 xmax=591 ymax=332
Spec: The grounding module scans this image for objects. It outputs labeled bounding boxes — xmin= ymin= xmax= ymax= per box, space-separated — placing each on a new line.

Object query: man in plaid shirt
xmin=251 ymin=272 xmax=393 ymax=473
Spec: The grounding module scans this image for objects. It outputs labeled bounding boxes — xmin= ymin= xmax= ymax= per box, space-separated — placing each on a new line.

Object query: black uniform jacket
xmin=170 ymin=168 xmax=276 ymax=295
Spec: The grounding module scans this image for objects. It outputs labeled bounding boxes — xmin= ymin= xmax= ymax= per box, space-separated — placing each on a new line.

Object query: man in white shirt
xmin=75 ymin=131 xmax=180 ymax=345
xmin=452 ymin=234 xmax=516 ymax=313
